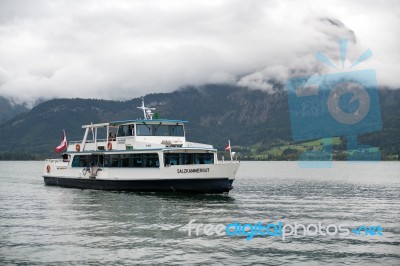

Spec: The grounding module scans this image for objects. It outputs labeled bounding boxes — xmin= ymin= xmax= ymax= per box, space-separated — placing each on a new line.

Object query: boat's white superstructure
xmin=43 ymin=99 xmax=240 ymax=193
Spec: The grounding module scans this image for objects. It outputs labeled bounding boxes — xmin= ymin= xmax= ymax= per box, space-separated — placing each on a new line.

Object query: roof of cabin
xmin=110 ymin=119 xmax=188 ymax=125
xmin=82 ymin=119 xmax=188 ymax=128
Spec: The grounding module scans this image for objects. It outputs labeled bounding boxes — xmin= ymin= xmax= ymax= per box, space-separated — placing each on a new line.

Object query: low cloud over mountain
xmin=0 ymin=0 xmax=399 ymax=106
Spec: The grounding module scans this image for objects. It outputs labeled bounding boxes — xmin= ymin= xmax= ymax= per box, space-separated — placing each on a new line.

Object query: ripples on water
xmin=0 ymin=161 xmax=399 ymax=265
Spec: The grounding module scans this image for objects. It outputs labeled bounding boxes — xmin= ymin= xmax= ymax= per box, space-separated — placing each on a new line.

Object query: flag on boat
xmin=225 ymin=140 xmax=231 ymax=151
xmin=225 ymin=140 xmax=233 ymax=161
xmin=55 ymin=130 xmax=67 ymax=153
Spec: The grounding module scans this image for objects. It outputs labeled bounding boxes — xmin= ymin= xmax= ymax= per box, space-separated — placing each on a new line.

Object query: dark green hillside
xmin=359 ymin=89 xmax=400 ymax=157
xmin=0 ymin=96 xmax=29 ymax=125
xmin=0 ymin=85 xmax=399 ymax=160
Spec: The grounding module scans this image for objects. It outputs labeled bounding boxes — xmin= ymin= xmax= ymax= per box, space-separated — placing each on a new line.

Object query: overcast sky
xmin=0 ymin=0 xmax=399 ymax=106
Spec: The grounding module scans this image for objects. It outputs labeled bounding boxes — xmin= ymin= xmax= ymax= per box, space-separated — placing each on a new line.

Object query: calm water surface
xmin=0 ymin=161 xmax=399 ymax=265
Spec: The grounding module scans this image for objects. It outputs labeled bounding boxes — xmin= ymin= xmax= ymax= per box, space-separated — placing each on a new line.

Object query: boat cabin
xmin=67 ymin=119 xmax=194 ymax=152
xmin=67 ymin=99 xmax=212 ymax=152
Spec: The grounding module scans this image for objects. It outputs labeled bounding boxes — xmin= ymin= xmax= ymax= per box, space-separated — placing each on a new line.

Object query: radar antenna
xmin=137 ymin=97 xmax=156 ymax=120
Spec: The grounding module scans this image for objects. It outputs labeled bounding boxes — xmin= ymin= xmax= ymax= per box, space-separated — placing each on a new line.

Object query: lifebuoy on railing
xmin=46 ymin=165 xmax=51 ymax=173
xmin=76 ymin=144 xmax=81 ymax=152
xmin=107 ymin=142 xmax=112 ymax=150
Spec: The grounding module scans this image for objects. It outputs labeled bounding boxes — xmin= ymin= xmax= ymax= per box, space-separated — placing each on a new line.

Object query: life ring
xmin=46 ymin=165 xmax=50 ymax=173
xmin=107 ymin=142 xmax=112 ymax=150
xmin=76 ymin=144 xmax=81 ymax=152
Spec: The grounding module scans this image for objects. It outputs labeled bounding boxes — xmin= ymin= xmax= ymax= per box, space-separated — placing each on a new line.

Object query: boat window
xmin=153 ymin=124 xmax=170 ymax=136
xmin=71 ymin=155 xmax=104 ymax=167
xmin=132 ymin=154 xmax=143 ymax=167
xmin=194 ymin=153 xmax=213 ymax=164
xmin=144 ymin=153 xmax=159 ymax=168
xmin=164 ymin=153 xmax=214 ymax=166
xmin=164 ymin=153 xmax=180 ymax=166
xmin=91 ymin=155 xmax=104 ymax=166
xmin=170 ymin=125 xmax=184 ymax=136
xmin=71 ymin=155 xmax=90 ymax=167
xmin=71 ymin=156 xmax=80 ymax=167
xmin=103 ymin=153 xmax=159 ymax=168
xmin=104 ymin=155 xmax=111 ymax=167
xmin=104 ymin=155 xmax=118 ymax=167
xmin=120 ymin=154 xmax=130 ymax=167
xmin=136 ymin=124 xmax=184 ymax=137
xmin=111 ymin=156 xmax=118 ymax=167
xmin=118 ymin=125 xmax=135 ymax=137
xmin=136 ymin=124 xmax=152 ymax=136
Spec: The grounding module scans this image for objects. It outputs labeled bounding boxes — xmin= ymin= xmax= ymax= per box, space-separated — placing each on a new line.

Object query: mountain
xmin=0 ymin=84 xmax=399 ymax=160
xmin=0 ymin=96 xmax=29 ymax=125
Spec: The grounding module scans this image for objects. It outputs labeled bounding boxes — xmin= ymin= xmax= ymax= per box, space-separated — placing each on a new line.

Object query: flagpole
xmin=91 ymin=122 xmax=94 ymax=141
xmin=229 ymin=140 xmax=232 ymax=162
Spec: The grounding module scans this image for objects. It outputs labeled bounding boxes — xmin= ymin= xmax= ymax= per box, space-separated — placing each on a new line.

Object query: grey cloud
xmin=0 ymin=0 xmax=399 ymax=106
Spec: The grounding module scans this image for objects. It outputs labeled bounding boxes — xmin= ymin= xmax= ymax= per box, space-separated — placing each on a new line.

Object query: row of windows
xmin=105 ymin=154 xmax=160 ymax=168
xmin=136 ymin=124 xmax=184 ymax=136
xmin=71 ymin=154 xmax=159 ymax=168
xmin=71 ymin=153 xmax=214 ymax=168
xmin=164 ymin=153 xmax=214 ymax=166
xmin=114 ymin=124 xmax=185 ymax=137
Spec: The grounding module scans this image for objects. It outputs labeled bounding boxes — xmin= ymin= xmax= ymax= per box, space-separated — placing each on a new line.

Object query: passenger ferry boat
xmin=43 ymin=99 xmax=240 ymax=193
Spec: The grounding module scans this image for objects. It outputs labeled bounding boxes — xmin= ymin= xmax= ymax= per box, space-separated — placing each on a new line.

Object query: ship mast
xmin=137 ymin=97 xmax=155 ymax=120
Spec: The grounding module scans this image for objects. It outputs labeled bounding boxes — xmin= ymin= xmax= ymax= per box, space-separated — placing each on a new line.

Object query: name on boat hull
xmin=177 ymin=168 xmax=210 ymax=174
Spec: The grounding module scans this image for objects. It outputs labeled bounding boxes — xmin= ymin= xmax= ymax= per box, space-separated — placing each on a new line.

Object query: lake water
xmin=0 ymin=161 xmax=399 ymax=265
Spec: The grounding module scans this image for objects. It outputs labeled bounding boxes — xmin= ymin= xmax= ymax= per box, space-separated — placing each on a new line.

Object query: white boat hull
xmin=43 ymin=162 xmax=239 ymax=193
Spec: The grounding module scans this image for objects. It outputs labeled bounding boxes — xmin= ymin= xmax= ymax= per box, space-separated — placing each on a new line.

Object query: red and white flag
xmin=55 ymin=130 xmax=67 ymax=153
xmin=225 ymin=141 xmax=231 ymax=151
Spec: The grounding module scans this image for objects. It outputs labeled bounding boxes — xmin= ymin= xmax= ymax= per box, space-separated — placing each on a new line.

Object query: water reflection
xmin=0 ymin=161 xmax=399 ymax=265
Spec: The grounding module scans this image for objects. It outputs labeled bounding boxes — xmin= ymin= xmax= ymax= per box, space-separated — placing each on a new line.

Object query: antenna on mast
xmin=137 ymin=97 xmax=156 ymax=120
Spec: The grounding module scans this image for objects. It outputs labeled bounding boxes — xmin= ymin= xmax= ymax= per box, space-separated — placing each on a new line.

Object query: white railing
xmin=69 ymin=139 xmax=108 ymax=145
xmin=45 ymin=159 xmax=64 ymax=164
